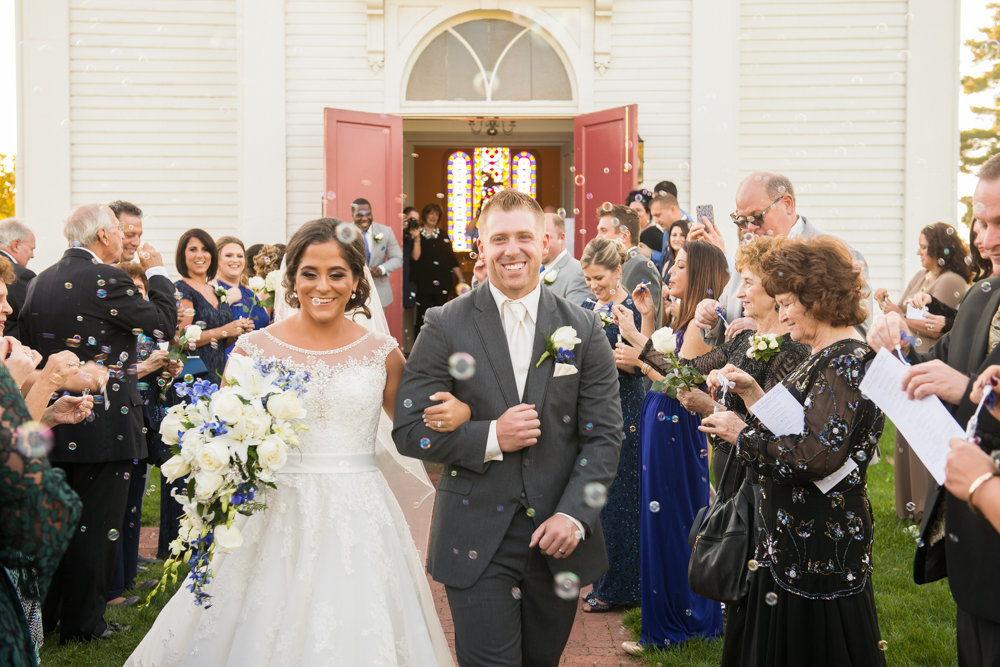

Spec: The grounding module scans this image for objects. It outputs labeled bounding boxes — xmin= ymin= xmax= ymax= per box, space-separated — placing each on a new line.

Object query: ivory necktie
xmin=504 ymin=300 xmax=531 ymax=400
xmin=989 ymin=302 xmax=1000 ymax=354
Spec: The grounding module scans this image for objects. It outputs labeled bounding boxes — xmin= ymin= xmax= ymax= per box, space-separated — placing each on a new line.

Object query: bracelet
xmin=968 ymin=471 xmax=1000 ymax=518
xmin=640 ymin=363 xmax=651 ymax=376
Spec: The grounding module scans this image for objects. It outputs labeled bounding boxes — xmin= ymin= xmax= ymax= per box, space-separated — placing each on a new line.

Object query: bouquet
xmin=746 ymin=332 xmax=782 ymax=362
xmin=247 ymin=270 xmax=282 ymax=311
xmin=144 ymin=355 xmax=310 ymax=607
xmin=648 ymin=327 xmax=705 ymax=398
xmin=167 ymin=323 xmax=204 ymax=366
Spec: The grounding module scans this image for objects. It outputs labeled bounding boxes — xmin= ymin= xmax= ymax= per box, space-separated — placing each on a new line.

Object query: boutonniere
xmin=373 ymin=232 xmax=384 ymax=243
xmin=746 ymin=333 xmax=782 ymax=362
xmin=542 ymin=268 xmax=558 ymax=285
xmin=598 ymin=311 xmax=614 ymax=327
xmin=213 ymin=284 xmax=228 ymax=304
xmin=648 ymin=327 xmax=705 ymax=398
xmin=536 ymin=326 xmax=581 ymax=367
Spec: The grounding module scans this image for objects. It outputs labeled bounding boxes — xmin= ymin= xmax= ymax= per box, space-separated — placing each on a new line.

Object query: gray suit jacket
xmin=393 ymin=284 xmax=624 ymax=589
xmin=544 ymin=251 xmax=592 ymax=307
xmin=703 ymin=217 xmax=872 ymax=346
xmin=366 ymin=221 xmax=403 ymax=307
xmin=622 ymin=248 xmax=662 ymax=325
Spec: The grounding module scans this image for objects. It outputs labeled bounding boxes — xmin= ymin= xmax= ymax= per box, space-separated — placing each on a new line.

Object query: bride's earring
xmin=351 ymin=292 xmax=356 ymax=299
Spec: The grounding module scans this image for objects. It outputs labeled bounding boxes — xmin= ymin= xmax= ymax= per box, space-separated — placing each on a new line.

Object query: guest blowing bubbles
xmin=700 ymin=236 xmax=886 ymax=667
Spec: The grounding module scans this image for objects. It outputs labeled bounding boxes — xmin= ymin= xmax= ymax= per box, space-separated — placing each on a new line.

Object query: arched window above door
xmin=406 ymin=19 xmax=572 ymax=102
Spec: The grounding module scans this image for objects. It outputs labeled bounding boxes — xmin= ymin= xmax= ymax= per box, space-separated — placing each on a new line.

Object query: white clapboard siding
xmin=739 ymin=0 xmax=909 ymax=288
xmin=595 ymin=1 xmax=693 ymax=206
xmin=68 ymin=0 xmax=239 ymax=268
xmin=285 ymin=1 xmax=377 ymax=233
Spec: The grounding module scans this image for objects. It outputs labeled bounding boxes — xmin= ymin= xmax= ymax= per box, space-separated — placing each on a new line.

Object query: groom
xmin=394 ymin=189 xmax=623 ymax=666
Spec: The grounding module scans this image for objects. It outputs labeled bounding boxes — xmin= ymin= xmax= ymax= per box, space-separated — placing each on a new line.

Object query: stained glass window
xmin=512 ymin=151 xmax=536 ymax=198
xmin=447 ymin=151 xmax=473 ymax=251
xmin=474 ymin=147 xmax=511 ymax=220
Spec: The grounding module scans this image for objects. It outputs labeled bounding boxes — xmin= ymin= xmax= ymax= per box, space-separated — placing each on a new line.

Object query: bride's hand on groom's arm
xmin=423 ymin=392 xmax=472 ymax=432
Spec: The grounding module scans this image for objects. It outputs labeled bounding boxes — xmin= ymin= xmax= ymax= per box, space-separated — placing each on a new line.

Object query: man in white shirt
xmin=352 ymin=198 xmax=403 ymax=308
xmin=540 ymin=213 xmax=591 ymax=306
xmin=694 ymin=171 xmax=871 ymax=346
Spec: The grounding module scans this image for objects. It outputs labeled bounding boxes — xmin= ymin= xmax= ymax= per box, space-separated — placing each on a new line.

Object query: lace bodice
xmin=235 ymin=329 xmax=398 ymax=456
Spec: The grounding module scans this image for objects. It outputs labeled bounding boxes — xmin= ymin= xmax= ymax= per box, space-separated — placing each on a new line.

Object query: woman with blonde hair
xmin=577 ymin=237 xmax=644 ymax=613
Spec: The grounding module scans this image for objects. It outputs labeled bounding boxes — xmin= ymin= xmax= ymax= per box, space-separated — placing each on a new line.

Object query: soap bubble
xmin=603 ymin=167 xmax=610 ymax=174
xmin=583 ymin=482 xmax=608 ymax=508
xmin=335 ymin=223 xmax=359 ymax=244
xmin=553 ymin=572 xmax=581 ymax=600
xmin=511 ymin=587 xmax=522 ymax=599
xmin=468 ymin=550 xmax=478 ymax=559
xmin=649 ymin=501 xmax=661 ymax=512
xmin=878 ymin=640 xmax=888 ymax=651
xmin=108 ymin=529 xmax=120 ymax=541
xmin=419 ymin=438 xmax=431 ymax=449
xmin=748 ymin=559 xmax=759 ymax=571
xmin=657 ymin=412 xmax=666 ymax=421
xmin=448 ymin=352 xmax=476 ymax=380
xmin=765 ymin=592 xmax=778 ymax=606
xmin=585 ymin=423 xmax=593 ymax=431
xmin=983 ymin=283 xmax=992 ymax=293
xmin=574 ymin=175 xmax=586 ymax=186
xmin=906 ymin=501 xmax=915 ymax=512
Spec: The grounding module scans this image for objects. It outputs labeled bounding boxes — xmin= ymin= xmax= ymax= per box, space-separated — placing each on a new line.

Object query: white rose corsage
xmin=648 ymin=327 xmax=705 ymax=398
xmin=214 ymin=284 xmax=228 ymax=304
xmin=542 ymin=268 xmax=558 ymax=285
xmin=598 ymin=311 xmax=614 ymax=327
xmin=746 ymin=332 xmax=781 ymax=362
xmin=373 ymin=232 xmax=384 ymax=243
xmin=537 ymin=325 xmax=581 ymax=367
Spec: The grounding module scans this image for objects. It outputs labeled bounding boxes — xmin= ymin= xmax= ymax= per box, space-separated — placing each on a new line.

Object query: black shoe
xmin=137 ymin=554 xmax=162 ymax=565
xmin=139 ymin=579 xmax=158 ymax=589
xmin=107 ymin=595 xmax=140 ymax=607
xmin=106 ymin=621 xmax=132 ymax=634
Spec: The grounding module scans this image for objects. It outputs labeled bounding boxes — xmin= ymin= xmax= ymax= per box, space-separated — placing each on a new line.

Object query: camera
xmin=406 ymin=216 xmax=420 ymax=232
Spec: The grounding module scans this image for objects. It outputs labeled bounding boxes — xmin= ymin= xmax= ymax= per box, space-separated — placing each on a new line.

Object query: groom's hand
xmin=497 ymin=404 xmax=540 ymax=452
xmin=529 ymin=515 xmax=581 ymax=559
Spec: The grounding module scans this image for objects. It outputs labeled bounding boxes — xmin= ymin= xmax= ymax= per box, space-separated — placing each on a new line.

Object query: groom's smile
xmin=479 ymin=206 xmax=548 ymax=300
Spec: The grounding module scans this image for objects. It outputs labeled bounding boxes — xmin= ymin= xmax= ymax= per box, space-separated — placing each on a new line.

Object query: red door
xmin=573 ymin=105 xmax=639 ymax=259
xmin=324 ymin=108 xmax=404 ymax=340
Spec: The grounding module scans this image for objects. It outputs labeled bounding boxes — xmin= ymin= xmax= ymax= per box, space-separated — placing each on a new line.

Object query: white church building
xmin=16 ymin=0 xmax=960 ymax=335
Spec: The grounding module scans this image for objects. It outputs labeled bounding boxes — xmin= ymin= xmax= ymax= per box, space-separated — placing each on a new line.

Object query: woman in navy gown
xmin=578 ymin=238 xmax=644 ymax=612
xmin=213 ymin=236 xmax=271 ymax=359
xmin=613 ymin=241 xmax=730 ymax=650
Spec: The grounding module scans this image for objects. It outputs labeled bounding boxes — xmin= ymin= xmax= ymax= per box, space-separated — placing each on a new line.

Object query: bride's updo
xmin=282 ymin=217 xmax=372 ymax=319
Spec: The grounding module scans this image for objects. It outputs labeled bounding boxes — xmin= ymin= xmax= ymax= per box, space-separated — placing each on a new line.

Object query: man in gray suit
xmin=595 ymin=204 xmax=662 ymax=324
xmin=694 ymin=171 xmax=871 ymax=346
xmin=541 ymin=212 xmax=591 ymax=306
xmin=393 ymin=189 xmax=623 ymax=667
xmin=352 ymin=198 xmax=402 ymax=308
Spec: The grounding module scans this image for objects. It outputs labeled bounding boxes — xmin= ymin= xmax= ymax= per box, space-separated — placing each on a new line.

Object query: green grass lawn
xmin=622 ymin=422 xmax=959 ymax=666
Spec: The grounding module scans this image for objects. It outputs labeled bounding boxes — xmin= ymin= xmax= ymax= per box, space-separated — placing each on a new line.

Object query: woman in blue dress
xmin=213 ymin=236 xmax=271 ymax=359
xmin=614 ymin=240 xmax=730 ymax=650
xmin=578 ymin=238 xmax=644 ymax=612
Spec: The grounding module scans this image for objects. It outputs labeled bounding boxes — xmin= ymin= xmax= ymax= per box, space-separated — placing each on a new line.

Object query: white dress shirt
xmin=482 ymin=279 xmax=584 ymax=538
xmin=788 ymin=216 xmax=805 ymax=239
xmin=543 ymin=249 xmax=568 ymax=273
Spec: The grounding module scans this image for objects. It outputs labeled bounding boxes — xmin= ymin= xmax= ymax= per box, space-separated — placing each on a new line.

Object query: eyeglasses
xmin=730 ymin=195 xmax=785 ymax=230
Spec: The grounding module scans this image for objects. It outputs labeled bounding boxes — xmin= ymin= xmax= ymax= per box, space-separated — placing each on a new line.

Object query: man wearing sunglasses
xmin=694 ymin=171 xmax=871 ymax=347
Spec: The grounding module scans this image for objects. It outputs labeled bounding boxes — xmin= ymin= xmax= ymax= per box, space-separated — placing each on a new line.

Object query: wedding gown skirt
xmin=127 ymin=330 xmax=452 ymax=667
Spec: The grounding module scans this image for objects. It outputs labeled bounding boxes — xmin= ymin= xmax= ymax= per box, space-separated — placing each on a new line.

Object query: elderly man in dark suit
xmin=868 ymin=153 xmax=1000 ymax=667
xmin=394 ymin=189 xmax=622 ymax=667
xmin=21 ymin=203 xmax=176 ymax=643
xmin=0 ymin=217 xmax=37 ymax=341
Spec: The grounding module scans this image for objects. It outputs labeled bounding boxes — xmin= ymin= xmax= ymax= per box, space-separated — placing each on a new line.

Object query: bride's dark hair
xmin=283 ymin=217 xmax=372 ymax=319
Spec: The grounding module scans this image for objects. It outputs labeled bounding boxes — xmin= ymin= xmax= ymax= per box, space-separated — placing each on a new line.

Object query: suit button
xmin=520 ymin=492 xmax=526 ymax=498
xmin=523 ymin=459 xmax=530 ymax=467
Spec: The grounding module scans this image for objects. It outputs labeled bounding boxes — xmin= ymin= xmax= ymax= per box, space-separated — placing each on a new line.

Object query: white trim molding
xmin=594 ymin=0 xmax=612 ymax=75
xmin=368 ymin=0 xmax=386 ymax=73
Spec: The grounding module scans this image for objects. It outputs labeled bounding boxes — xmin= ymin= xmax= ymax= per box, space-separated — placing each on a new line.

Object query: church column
xmin=688 ymin=0 xmax=740 ymax=255
xmin=15 ymin=0 xmax=71 ymax=268
xmin=237 ymin=0 xmax=287 ymax=244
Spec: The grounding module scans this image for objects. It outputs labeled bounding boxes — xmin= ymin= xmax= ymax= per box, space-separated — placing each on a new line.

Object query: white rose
xmin=161 ymin=455 xmax=191 ymax=483
xmin=551 ymin=326 xmax=581 ymax=352
xmin=180 ymin=427 xmax=206 ymax=456
xmin=195 ymin=439 xmax=230 ymax=474
xmin=650 ymin=327 xmax=677 ymax=356
xmin=248 ymin=276 xmax=265 ymax=291
xmin=246 ymin=413 xmax=272 ymax=439
xmin=543 ymin=269 xmax=558 ymax=285
xmin=184 ymin=324 xmax=203 ymax=343
xmin=757 ymin=341 xmax=767 ymax=351
xmin=256 ymin=435 xmax=289 ymax=471
xmin=769 ymin=339 xmax=779 ymax=349
xmin=194 ymin=470 xmax=225 ymax=501
xmin=214 ymin=525 xmax=243 ymax=554
xmin=267 ymin=390 xmax=305 ymax=420
xmin=211 ymin=389 xmax=245 ymax=425
xmin=160 ymin=409 xmax=185 ymax=446
xmin=265 ymin=270 xmax=282 ymax=293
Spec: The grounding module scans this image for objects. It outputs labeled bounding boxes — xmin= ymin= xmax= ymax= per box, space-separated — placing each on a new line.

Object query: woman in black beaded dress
xmin=699 ymin=236 xmax=887 ymax=667
xmin=578 ymin=238 xmax=644 ymax=612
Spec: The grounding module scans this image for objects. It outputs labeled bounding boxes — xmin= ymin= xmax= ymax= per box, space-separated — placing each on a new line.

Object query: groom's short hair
xmin=478 ymin=189 xmax=544 ymax=236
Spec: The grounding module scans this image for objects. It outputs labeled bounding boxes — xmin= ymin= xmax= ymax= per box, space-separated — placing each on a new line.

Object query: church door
xmin=324 ymin=108 xmax=404 ymax=339
xmin=573 ymin=105 xmax=639 ymax=259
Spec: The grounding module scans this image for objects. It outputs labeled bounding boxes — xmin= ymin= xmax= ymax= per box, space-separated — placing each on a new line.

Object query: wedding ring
xmin=558 ymin=548 xmax=565 ymax=554
xmin=437 ymin=420 xmax=442 ymax=428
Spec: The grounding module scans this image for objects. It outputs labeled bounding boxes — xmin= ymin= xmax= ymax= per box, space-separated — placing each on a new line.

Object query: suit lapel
xmin=522 ymin=289 xmax=556 ymax=411
xmin=971 ymin=284 xmax=1000 ymax=372
xmin=473 ymin=286 xmax=519 ymax=408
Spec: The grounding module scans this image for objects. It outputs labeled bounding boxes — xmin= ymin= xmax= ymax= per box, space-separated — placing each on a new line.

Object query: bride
xmin=127 ymin=219 xmax=453 ymax=666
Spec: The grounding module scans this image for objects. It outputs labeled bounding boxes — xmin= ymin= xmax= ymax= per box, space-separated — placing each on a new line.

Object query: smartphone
xmin=696 ymin=204 xmax=715 ymax=230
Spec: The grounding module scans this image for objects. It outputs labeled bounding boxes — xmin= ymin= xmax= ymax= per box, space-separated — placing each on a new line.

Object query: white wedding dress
xmin=125 ymin=325 xmax=453 ymax=666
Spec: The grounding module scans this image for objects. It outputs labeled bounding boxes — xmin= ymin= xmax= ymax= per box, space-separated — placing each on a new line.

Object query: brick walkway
xmin=139 ymin=527 xmax=635 ymax=665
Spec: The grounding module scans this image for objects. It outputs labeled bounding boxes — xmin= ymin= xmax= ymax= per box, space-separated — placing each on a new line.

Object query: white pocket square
xmin=553 ymin=363 xmax=578 ymax=377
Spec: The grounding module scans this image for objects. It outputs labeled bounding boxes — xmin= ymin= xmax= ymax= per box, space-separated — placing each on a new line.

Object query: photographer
xmin=411 ymin=203 xmax=463 ymax=337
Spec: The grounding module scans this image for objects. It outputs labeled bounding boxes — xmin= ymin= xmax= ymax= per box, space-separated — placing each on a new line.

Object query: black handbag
xmin=687 ymin=444 xmax=760 ymax=604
